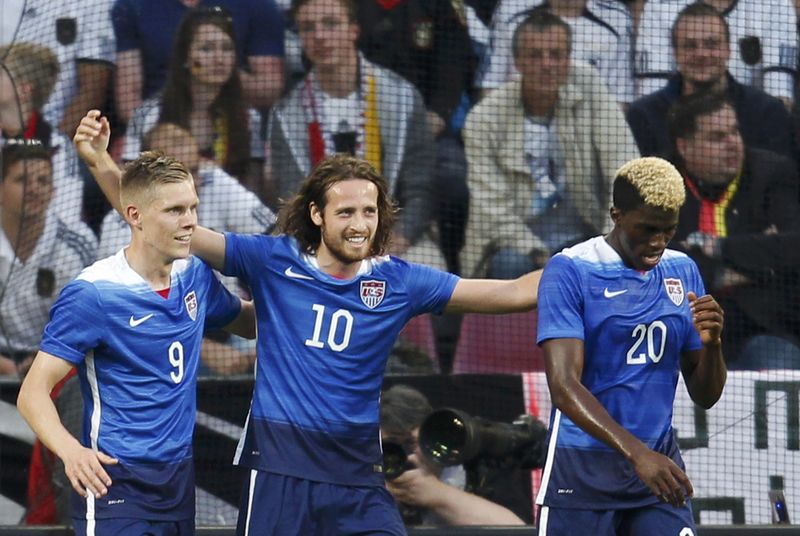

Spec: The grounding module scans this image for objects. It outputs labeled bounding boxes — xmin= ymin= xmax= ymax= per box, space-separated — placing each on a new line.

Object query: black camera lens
xmin=382 ymin=441 xmax=411 ymax=481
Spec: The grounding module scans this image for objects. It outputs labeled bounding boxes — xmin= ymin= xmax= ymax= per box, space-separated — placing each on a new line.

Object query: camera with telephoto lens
xmin=418 ymin=408 xmax=548 ymax=469
xmin=382 ymin=440 xmax=415 ymax=481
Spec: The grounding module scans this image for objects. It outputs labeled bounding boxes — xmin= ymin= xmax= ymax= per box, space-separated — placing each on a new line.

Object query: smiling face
xmin=130 ymin=180 xmax=199 ymax=263
xmin=1 ymin=158 xmax=53 ymax=223
xmin=673 ymin=14 xmax=730 ymax=91
xmin=310 ymin=178 xmax=378 ymax=269
xmin=187 ymin=23 xmax=236 ymax=86
xmin=295 ymin=0 xmax=359 ymax=69
xmin=608 ymin=204 xmax=680 ymax=271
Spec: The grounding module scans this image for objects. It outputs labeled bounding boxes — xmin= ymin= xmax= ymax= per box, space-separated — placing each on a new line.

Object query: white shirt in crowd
xmin=0 ymin=211 xmax=96 ymax=356
xmin=0 ymin=0 xmax=115 ymax=128
xmin=477 ymin=0 xmax=634 ymax=103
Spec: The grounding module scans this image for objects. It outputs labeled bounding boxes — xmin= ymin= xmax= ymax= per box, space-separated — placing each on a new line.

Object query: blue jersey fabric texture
xmin=39 ymin=250 xmax=241 ymax=520
xmin=223 ymin=233 xmax=459 ymax=486
xmin=536 ymin=236 xmax=704 ymax=510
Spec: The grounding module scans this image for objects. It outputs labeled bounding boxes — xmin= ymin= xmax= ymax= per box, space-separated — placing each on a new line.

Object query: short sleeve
xmin=536 ymin=254 xmax=585 ymax=344
xmin=404 ymin=261 xmax=459 ymax=316
xmin=202 ymin=263 xmax=242 ymax=330
xmin=39 ymin=281 xmax=105 ymax=364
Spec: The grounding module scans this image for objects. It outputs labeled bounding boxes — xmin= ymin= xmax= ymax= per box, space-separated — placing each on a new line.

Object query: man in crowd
xmin=669 ymin=91 xmax=800 ymax=369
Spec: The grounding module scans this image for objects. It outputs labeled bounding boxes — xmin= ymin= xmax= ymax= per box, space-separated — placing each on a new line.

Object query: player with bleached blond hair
xmin=535 ymin=156 xmax=727 ymax=535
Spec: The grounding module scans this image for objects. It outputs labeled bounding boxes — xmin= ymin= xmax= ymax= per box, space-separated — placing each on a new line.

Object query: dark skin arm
xmin=542 ymin=291 xmax=726 ymax=507
xmin=542 ymin=337 xmax=693 ymax=508
xmin=681 ymin=292 xmax=726 ymax=409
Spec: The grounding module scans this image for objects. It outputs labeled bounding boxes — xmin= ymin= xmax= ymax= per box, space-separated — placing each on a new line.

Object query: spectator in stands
xmin=102 ymin=123 xmax=274 ymax=375
xmin=0 ymin=0 xmax=115 ymax=136
xmin=122 ymin=7 xmax=267 ymax=200
xmin=668 ymin=91 xmax=800 ymax=369
xmin=269 ymin=0 xmax=445 ymax=269
xmin=380 ymin=384 xmax=526 ymax=526
xmin=356 ymin=0 xmax=478 ymax=273
xmin=461 ymin=9 xmax=638 ymax=279
xmin=477 ymin=0 xmax=635 ymax=105
xmin=627 ymin=2 xmax=795 ymax=162
xmin=112 ymin=0 xmax=285 ymax=123
xmin=0 ymin=140 xmax=96 ymax=377
xmin=0 ymin=42 xmax=85 ymax=223
xmin=635 ymin=0 xmax=797 ymax=105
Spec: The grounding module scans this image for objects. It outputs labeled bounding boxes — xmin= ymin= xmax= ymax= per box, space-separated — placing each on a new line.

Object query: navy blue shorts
xmin=73 ymin=517 xmax=194 ymax=536
xmin=236 ymin=469 xmax=407 ymax=536
xmin=537 ymin=501 xmax=696 ymax=536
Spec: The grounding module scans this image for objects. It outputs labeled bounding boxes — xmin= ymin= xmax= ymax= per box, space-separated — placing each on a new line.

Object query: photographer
xmin=380 ymin=384 xmax=525 ymax=526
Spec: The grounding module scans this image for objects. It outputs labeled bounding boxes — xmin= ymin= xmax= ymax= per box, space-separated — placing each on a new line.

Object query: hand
xmin=425 ymin=110 xmax=446 ymax=138
xmin=386 ymin=454 xmax=444 ymax=508
xmin=73 ymin=109 xmax=111 ymax=167
xmin=688 ymin=292 xmax=724 ymax=346
xmin=631 ymin=447 xmax=693 ymax=508
xmin=60 ymin=441 xmax=118 ymax=499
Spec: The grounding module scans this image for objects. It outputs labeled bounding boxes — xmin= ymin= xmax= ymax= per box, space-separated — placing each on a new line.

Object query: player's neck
xmin=550 ymin=1 xmax=586 ymax=18
xmin=314 ymin=54 xmax=359 ymax=98
xmin=314 ymin=249 xmax=363 ymax=280
xmin=124 ymin=243 xmax=174 ymax=290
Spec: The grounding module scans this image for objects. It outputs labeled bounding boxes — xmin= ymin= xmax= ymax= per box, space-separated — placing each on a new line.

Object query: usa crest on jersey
xmin=360 ymin=280 xmax=385 ymax=309
xmin=184 ymin=290 xmax=198 ymax=320
xmin=664 ymin=278 xmax=684 ymax=306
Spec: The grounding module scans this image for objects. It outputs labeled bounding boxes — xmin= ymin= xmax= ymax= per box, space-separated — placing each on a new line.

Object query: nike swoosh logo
xmin=129 ymin=313 xmax=154 ymax=327
xmin=284 ymin=266 xmax=314 ymax=280
xmin=604 ymin=288 xmax=628 ymax=298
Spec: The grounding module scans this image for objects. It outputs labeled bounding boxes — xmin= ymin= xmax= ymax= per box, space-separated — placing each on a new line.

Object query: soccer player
xmin=535 ymin=157 xmax=727 ymax=535
xmin=17 ymin=150 xmax=255 ymax=536
xmin=74 ymin=109 xmax=541 ymax=535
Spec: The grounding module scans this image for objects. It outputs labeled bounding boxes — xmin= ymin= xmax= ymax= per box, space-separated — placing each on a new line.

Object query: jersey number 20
xmin=626 ymin=321 xmax=667 ymax=365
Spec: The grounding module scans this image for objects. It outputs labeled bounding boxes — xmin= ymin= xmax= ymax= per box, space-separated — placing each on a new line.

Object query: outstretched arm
xmin=17 ymin=352 xmax=118 ymax=499
xmin=444 ymin=269 xmax=542 ymax=314
xmin=543 ymin=338 xmax=692 ymax=508
xmin=681 ymin=292 xmax=726 ymax=409
xmin=73 ymin=110 xmax=227 ymax=270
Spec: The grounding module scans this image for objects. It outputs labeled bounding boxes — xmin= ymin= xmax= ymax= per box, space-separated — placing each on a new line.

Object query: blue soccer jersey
xmin=535 ymin=236 xmax=704 ymax=510
xmin=223 ymin=234 xmax=459 ymax=486
xmin=39 ymin=250 xmax=241 ymax=520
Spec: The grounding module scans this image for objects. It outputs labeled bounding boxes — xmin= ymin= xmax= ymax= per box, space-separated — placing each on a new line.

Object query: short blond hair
xmin=0 ymin=42 xmax=59 ymax=111
xmin=614 ymin=157 xmax=685 ymax=212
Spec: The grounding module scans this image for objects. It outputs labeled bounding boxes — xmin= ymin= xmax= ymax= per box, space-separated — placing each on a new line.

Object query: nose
xmin=649 ymin=232 xmax=668 ymax=250
xmin=181 ymin=209 xmax=197 ymax=229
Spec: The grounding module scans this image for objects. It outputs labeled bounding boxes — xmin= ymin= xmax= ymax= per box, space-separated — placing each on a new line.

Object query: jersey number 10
xmin=304 ymin=304 xmax=354 ymax=352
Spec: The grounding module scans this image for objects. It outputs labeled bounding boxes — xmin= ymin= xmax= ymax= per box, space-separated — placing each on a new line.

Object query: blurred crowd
xmin=0 ymin=0 xmax=799 ymax=377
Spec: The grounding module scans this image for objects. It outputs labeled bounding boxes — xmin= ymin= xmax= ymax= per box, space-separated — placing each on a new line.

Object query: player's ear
xmin=309 ymin=202 xmax=323 ymax=227
xmin=610 ymin=206 xmax=622 ymax=225
xmin=126 ymin=205 xmax=143 ymax=228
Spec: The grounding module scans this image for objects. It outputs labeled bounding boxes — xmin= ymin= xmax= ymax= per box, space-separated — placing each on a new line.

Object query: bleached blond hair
xmin=614 ymin=157 xmax=685 ymax=212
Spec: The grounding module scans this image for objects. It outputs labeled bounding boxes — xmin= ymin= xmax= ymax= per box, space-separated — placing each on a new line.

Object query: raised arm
xmin=680 ymin=292 xmax=726 ymax=409
xmin=444 ymin=269 xmax=541 ymax=314
xmin=543 ymin=338 xmax=692 ymax=508
xmin=17 ymin=352 xmax=118 ymax=499
xmin=74 ymin=110 xmax=228 ymax=270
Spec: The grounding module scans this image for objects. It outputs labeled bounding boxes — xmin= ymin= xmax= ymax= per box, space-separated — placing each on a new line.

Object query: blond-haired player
xmin=535 ymin=157 xmax=726 ymax=536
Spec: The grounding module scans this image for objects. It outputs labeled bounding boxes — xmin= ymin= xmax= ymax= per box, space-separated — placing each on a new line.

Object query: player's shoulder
xmin=659 ymin=248 xmax=697 ymax=272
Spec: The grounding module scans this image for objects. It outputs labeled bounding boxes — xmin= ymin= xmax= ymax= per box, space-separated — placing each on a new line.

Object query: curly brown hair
xmin=276 ymin=154 xmax=397 ymax=256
